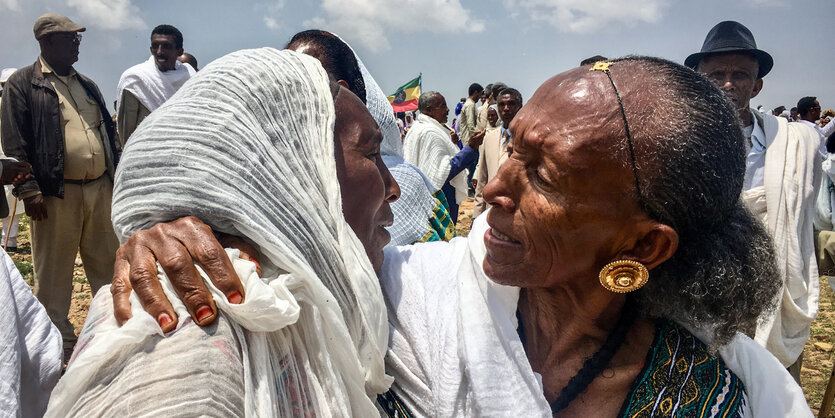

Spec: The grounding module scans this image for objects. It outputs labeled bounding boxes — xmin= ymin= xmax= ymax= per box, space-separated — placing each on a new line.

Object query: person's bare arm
xmin=112 ymin=216 xmax=254 ymax=332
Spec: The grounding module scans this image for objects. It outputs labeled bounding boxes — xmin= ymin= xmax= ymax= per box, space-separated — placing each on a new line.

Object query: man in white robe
xmin=796 ymin=96 xmax=835 ymax=160
xmin=404 ymin=91 xmax=483 ymax=223
xmin=116 ymin=24 xmax=194 ymax=144
xmin=687 ymin=20 xmax=822 ymax=381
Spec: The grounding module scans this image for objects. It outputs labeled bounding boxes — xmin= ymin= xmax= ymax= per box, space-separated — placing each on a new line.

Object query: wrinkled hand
xmin=23 ymin=194 xmax=47 ymax=221
xmin=468 ymin=130 xmax=486 ymax=148
xmin=0 ymin=160 xmax=31 ymax=186
xmin=449 ymin=130 xmax=459 ymax=145
xmin=111 ymin=216 xmax=254 ymax=333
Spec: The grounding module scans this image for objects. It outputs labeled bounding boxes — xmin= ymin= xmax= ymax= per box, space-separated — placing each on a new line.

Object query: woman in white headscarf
xmin=485 ymin=104 xmax=500 ymax=134
xmin=46 ymin=47 xmax=399 ymax=417
xmin=284 ymin=30 xmax=454 ymax=246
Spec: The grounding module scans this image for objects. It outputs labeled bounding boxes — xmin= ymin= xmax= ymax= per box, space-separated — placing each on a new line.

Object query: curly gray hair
xmin=607 ymin=56 xmax=781 ymax=347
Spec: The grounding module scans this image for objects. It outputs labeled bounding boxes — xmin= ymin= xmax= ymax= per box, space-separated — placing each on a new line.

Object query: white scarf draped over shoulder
xmin=744 ymin=116 xmax=822 ymax=367
xmin=48 ymin=48 xmax=391 ymax=417
xmin=116 ymin=56 xmax=195 ymax=113
xmin=403 ymin=114 xmax=469 ymax=205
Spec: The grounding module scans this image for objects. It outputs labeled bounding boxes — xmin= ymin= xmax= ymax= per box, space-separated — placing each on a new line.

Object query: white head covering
xmin=487 ymin=104 xmax=500 ymax=128
xmin=110 ymin=48 xmax=390 ymax=415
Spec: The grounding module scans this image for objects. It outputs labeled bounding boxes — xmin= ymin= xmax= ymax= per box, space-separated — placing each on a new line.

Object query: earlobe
xmin=337 ymin=79 xmax=350 ymax=90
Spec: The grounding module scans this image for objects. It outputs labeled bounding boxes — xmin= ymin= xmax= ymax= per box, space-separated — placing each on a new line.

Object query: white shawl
xmin=403 ymin=113 xmax=469 ymax=205
xmin=48 ymin=48 xmax=391 ymax=417
xmin=380 ymin=214 xmax=812 ymax=417
xmin=0 ymin=251 xmax=61 ymax=417
xmin=116 ymin=55 xmax=195 ymax=113
xmin=744 ymin=115 xmax=822 ymax=367
xmin=814 ymin=156 xmax=835 ymax=230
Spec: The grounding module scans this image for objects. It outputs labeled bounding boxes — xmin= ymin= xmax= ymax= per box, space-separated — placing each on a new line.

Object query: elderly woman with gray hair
xmin=60 ymin=52 xmax=809 ymax=416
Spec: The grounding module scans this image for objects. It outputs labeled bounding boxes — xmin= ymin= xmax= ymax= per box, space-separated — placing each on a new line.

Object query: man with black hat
xmin=687 ymin=20 xmax=821 ymax=382
xmin=0 ymin=13 xmax=121 ymax=363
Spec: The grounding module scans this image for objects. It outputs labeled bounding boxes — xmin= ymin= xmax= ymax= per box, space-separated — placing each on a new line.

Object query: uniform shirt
xmin=39 ymin=56 xmax=106 ymax=181
xmin=459 ymin=98 xmax=478 ymax=145
xmin=475 ymin=100 xmax=489 ymax=131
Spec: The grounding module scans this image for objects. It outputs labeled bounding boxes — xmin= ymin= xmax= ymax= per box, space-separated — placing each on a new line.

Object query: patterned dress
xmin=380 ymin=319 xmax=746 ymax=417
xmin=619 ymin=320 xmax=746 ymax=417
xmin=421 ymin=190 xmax=456 ymax=242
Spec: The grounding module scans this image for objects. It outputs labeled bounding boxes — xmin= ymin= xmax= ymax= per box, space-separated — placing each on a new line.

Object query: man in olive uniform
xmin=0 ymin=13 xmax=120 ymax=360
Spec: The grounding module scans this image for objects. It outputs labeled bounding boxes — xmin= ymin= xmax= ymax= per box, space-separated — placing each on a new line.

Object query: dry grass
xmin=806 ymin=278 xmax=835 ymax=416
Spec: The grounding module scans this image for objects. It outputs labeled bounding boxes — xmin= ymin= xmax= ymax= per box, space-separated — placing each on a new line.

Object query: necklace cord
xmin=517 ymin=297 xmax=638 ymax=414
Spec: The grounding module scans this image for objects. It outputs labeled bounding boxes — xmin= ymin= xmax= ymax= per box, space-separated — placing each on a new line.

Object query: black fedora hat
xmin=685 ymin=21 xmax=773 ymax=79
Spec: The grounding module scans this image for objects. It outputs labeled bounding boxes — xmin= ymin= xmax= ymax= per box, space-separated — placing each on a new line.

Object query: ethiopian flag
xmin=387 ymin=75 xmax=421 ymax=113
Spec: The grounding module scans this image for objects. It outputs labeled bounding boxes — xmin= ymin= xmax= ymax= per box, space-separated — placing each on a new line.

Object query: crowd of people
xmin=0 ymin=11 xmax=833 ymax=418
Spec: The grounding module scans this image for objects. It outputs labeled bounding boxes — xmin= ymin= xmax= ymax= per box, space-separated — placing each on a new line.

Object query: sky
xmin=0 ymin=0 xmax=833 ymax=116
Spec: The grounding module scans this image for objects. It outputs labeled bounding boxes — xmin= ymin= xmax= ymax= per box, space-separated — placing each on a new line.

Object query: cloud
xmin=0 ymin=0 xmax=20 ymax=12
xmin=264 ymin=16 xmax=279 ymax=30
xmin=305 ymin=0 xmax=484 ymax=53
xmin=742 ymin=0 xmax=784 ymax=6
xmin=259 ymin=0 xmax=285 ymax=30
xmin=66 ymin=0 xmax=146 ymax=31
xmin=503 ymin=0 xmax=669 ymax=33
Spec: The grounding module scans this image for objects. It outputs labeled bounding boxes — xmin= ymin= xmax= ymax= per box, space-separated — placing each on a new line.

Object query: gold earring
xmin=599 ymin=260 xmax=649 ymax=293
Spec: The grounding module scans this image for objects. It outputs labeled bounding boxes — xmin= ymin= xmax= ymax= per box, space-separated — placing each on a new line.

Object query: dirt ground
xmin=12 ymin=200 xmax=835 ymax=414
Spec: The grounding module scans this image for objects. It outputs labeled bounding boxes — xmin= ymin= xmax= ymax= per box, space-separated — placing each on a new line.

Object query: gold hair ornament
xmin=598 ymin=260 xmax=649 ymax=293
xmin=589 ymin=61 xmax=644 ymax=209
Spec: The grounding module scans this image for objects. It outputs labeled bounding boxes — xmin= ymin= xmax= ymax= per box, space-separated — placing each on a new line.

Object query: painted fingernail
xmin=227 ymin=291 xmax=242 ymax=304
xmin=251 ymin=259 xmax=261 ymax=274
xmin=196 ymin=306 xmax=213 ymax=323
xmin=158 ymin=313 xmax=173 ymax=328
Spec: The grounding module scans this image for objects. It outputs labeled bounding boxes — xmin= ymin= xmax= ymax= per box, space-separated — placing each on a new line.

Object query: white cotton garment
xmin=382 ymin=156 xmax=439 ymax=245
xmin=404 ymin=113 xmax=469 ymax=205
xmin=47 ymin=48 xmax=391 ymax=417
xmin=115 ymin=56 xmax=195 ymax=113
xmin=744 ymin=116 xmax=822 ymax=367
xmin=0 ymin=250 xmax=62 ymax=418
xmin=339 ymin=35 xmax=439 ymax=246
xmin=380 ymin=214 xmax=812 ymax=417
xmin=814 ymin=156 xmax=835 ymax=230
